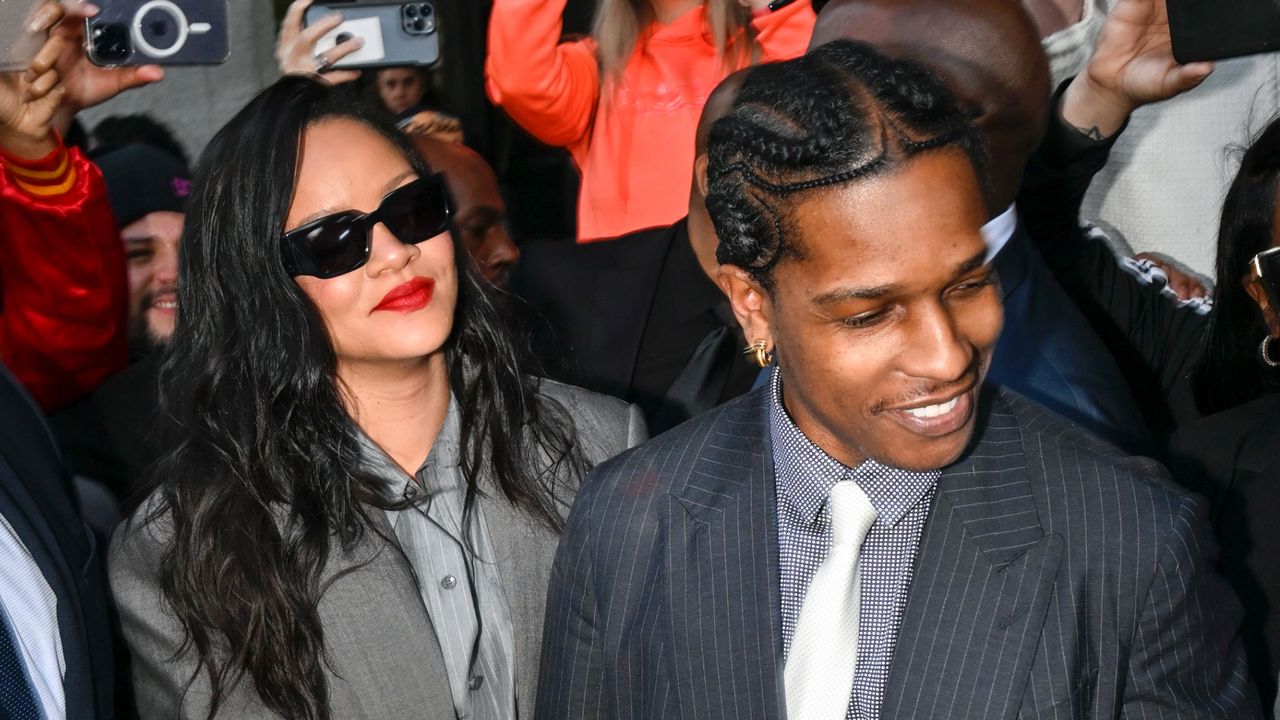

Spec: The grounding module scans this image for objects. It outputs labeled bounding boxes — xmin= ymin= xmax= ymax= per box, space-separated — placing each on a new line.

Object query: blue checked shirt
xmin=770 ymin=372 xmax=940 ymax=720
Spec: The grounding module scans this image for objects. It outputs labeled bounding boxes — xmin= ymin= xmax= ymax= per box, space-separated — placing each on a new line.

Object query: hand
xmin=1133 ymin=252 xmax=1209 ymax=300
xmin=277 ymin=0 xmax=363 ymax=85
xmin=0 ymin=3 xmax=68 ymax=158
xmin=1061 ymin=0 xmax=1212 ymax=137
xmin=53 ymin=3 xmax=164 ymax=117
xmin=402 ymin=111 xmax=463 ymax=144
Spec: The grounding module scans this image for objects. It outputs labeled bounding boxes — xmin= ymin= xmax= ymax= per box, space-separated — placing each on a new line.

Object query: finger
xmin=280 ymin=0 xmax=314 ymax=42
xmin=298 ymin=11 xmax=345 ymax=45
xmin=27 ymin=1 xmax=64 ymax=32
xmin=25 ymin=35 xmax=66 ymax=81
xmin=60 ymin=2 xmax=101 ymax=21
xmin=116 ymin=65 xmax=166 ymax=91
xmin=324 ymin=69 xmax=362 ymax=85
xmin=328 ymin=35 xmax=364 ymax=62
xmin=23 ymin=66 xmax=60 ymax=101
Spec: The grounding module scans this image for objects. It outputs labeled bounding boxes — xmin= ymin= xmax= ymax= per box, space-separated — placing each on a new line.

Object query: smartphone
xmin=0 ymin=0 xmax=49 ymax=72
xmin=1167 ymin=0 xmax=1280 ymax=64
xmin=86 ymin=0 xmax=229 ymax=66
xmin=304 ymin=1 xmax=440 ymax=69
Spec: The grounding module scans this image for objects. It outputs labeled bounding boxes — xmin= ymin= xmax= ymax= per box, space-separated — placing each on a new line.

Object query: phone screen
xmin=0 ymin=0 xmax=50 ymax=72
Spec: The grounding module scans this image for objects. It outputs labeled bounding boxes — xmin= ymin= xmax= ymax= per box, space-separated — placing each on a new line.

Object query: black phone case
xmin=1167 ymin=0 xmax=1280 ymax=64
xmin=87 ymin=0 xmax=229 ymax=67
xmin=304 ymin=1 xmax=440 ymax=69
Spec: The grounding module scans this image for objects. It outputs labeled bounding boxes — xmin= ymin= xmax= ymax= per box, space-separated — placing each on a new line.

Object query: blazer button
xmin=441 ymin=575 xmax=457 ymax=589
xmin=468 ymin=675 xmax=485 ymax=690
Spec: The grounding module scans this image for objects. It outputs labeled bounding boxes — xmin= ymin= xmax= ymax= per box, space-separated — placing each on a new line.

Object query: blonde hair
xmin=592 ymin=0 xmax=757 ymax=81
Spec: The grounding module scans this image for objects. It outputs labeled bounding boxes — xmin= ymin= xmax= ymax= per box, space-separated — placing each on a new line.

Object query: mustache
xmin=869 ymin=354 xmax=984 ymax=415
xmin=140 ymin=284 xmax=178 ymax=310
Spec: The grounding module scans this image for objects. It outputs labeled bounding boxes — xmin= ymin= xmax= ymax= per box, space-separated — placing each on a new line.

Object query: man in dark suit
xmin=0 ymin=365 xmax=115 ymax=719
xmin=811 ymin=0 xmax=1151 ymax=455
xmin=515 ymin=76 xmax=758 ymax=434
xmin=535 ymin=36 xmax=1257 ymax=720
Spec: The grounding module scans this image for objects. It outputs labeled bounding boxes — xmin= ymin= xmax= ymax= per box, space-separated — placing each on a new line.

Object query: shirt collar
xmin=357 ymin=392 xmax=464 ymax=500
xmin=980 ymin=204 xmax=1018 ymax=262
xmin=768 ymin=371 xmax=941 ymax=528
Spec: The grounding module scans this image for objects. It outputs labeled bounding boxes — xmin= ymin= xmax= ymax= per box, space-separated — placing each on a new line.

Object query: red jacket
xmin=0 ymin=141 xmax=128 ymax=412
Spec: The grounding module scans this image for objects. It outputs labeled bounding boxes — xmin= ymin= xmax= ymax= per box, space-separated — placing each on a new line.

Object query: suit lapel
xmin=881 ymin=391 xmax=1063 ymax=720
xmin=666 ymin=389 xmax=784 ymax=720
xmin=0 ymin=371 xmax=97 ymax=718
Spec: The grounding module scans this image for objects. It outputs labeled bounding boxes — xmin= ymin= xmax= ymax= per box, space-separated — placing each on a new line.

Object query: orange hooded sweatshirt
xmin=486 ymin=0 xmax=815 ymax=242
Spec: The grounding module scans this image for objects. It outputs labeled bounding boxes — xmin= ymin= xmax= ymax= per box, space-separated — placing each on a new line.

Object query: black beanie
xmin=95 ymin=144 xmax=192 ymax=228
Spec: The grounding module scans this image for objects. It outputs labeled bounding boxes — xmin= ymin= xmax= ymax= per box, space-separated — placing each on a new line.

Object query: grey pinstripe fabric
xmin=534 ymin=384 xmax=1261 ymax=720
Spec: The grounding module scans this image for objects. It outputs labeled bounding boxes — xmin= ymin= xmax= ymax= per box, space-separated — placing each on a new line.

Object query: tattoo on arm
xmin=1073 ymin=124 xmax=1106 ymax=141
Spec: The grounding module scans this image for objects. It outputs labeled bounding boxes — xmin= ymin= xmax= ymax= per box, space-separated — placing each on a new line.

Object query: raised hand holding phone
xmin=277 ymin=0 xmax=364 ymax=84
xmin=0 ymin=5 xmax=69 ymax=159
xmin=1061 ymin=0 xmax=1213 ymax=139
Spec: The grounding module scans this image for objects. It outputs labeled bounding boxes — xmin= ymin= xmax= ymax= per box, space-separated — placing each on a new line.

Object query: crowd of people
xmin=2 ymin=0 xmax=1279 ymax=718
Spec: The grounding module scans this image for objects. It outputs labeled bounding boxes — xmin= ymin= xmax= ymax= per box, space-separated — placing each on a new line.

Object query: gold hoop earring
xmin=1262 ymin=336 xmax=1280 ymax=368
xmin=743 ymin=339 xmax=774 ymax=369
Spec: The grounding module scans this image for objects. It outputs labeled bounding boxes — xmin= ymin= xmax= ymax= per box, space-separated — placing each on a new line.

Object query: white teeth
xmin=153 ymin=300 xmax=178 ymax=310
xmin=904 ymin=396 xmax=959 ymax=419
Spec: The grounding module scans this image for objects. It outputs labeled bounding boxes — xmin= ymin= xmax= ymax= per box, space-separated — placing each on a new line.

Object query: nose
xmin=364 ymin=221 xmax=419 ymax=276
xmin=482 ymin=229 xmax=520 ymax=272
xmin=898 ymin=301 xmax=974 ymax=384
xmin=155 ymin=239 xmax=180 ymax=285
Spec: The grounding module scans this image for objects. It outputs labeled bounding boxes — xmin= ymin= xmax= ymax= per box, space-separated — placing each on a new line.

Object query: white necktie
xmin=784 ymin=480 xmax=879 ymax=720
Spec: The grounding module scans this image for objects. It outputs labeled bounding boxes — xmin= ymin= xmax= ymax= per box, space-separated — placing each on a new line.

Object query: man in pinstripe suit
xmin=534 ymin=31 xmax=1260 ymax=720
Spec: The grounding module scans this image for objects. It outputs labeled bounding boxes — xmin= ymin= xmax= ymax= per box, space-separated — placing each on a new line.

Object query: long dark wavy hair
xmin=705 ymin=40 xmax=986 ymax=290
xmin=144 ymin=75 xmax=584 ymax=719
xmin=1192 ymin=117 xmax=1280 ymax=415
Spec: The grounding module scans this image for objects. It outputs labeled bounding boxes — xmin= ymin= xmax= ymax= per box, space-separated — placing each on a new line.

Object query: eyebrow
xmin=290 ymin=170 xmax=420 ymax=229
xmin=810 ymin=248 xmax=991 ymax=306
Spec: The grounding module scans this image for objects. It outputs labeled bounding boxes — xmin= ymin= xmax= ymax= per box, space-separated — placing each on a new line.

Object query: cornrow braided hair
xmin=706 ymin=39 xmax=987 ymax=289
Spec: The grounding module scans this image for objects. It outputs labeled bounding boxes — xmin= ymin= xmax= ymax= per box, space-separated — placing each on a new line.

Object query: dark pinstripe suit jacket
xmin=535 ymin=385 xmax=1261 ymax=719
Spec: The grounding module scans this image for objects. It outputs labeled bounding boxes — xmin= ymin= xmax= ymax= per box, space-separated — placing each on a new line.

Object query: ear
xmin=717 ymin=264 xmax=775 ymax=352
xmin=694 ymin=154 xmax=710 ymax=200
xmin=1244 ymin=273 xmax=1280 ymax=337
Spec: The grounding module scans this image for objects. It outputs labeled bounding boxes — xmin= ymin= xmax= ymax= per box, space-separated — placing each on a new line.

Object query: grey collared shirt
xmin=770 ymin=371 xmax=940 ymax=720
xmin=360 ymin=396 xmax=517 ymax=720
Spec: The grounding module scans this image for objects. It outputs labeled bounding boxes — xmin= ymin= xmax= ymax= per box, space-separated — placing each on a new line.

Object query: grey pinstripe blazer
xmin=109 ymin=380 xmax=646 ymax=719
xmin=534 ymin=385 xmax=1261 ymax=719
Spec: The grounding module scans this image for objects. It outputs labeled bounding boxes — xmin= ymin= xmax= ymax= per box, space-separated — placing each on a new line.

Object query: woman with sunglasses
xmin=1016 ymin=0 xmax=1280 ymax=706
xmin=109 ymin=75 xmax=645 ymax=720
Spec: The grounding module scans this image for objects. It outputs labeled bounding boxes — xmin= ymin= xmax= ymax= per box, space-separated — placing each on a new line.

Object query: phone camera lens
xmin=335 ymin=31 xmax=353 ymax=44
xmin=406 ymin=5 xmax=418 ymax=17
xmin=419 ymin=4 xmax=432 ymax=15
xmin=90 ymin=21 xmax=132 ymax=63
xmin=413 ymin=17 xmax=426 ymax=31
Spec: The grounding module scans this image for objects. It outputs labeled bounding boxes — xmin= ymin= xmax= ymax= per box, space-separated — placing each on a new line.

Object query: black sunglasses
xmin=281 ymin=173 xmax=452 ymax=279
xmin=1253 ymin=246 xmax=1280 ymax=310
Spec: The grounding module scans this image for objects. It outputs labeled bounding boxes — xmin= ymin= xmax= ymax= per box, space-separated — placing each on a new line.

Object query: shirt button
xmin=468 ymin=674 xmax=484 ymax=690
xmin=440 ymin=575 xmax=457 ymax=590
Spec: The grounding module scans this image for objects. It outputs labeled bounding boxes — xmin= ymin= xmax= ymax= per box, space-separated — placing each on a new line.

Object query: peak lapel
xmin=666 ymin=389 xmax=785 ymax=720
xmin=882 ymin=392 xmax=1063 ymax=720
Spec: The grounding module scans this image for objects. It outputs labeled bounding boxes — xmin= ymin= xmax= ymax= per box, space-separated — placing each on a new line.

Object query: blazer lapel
xmin=666 ymin=388 xmax=784 ymax=720
xmin=318 ymin=509 xmax=455 ymax=716
xmin=480 ymin=478 xmax=562 ymax=716
xmin=881 ymin=391 xmax=1063 ymax=720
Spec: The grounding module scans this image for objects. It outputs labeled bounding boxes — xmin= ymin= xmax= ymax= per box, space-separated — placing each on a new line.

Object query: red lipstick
xmin=374 ymin=277 xmax=435 ymax=313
